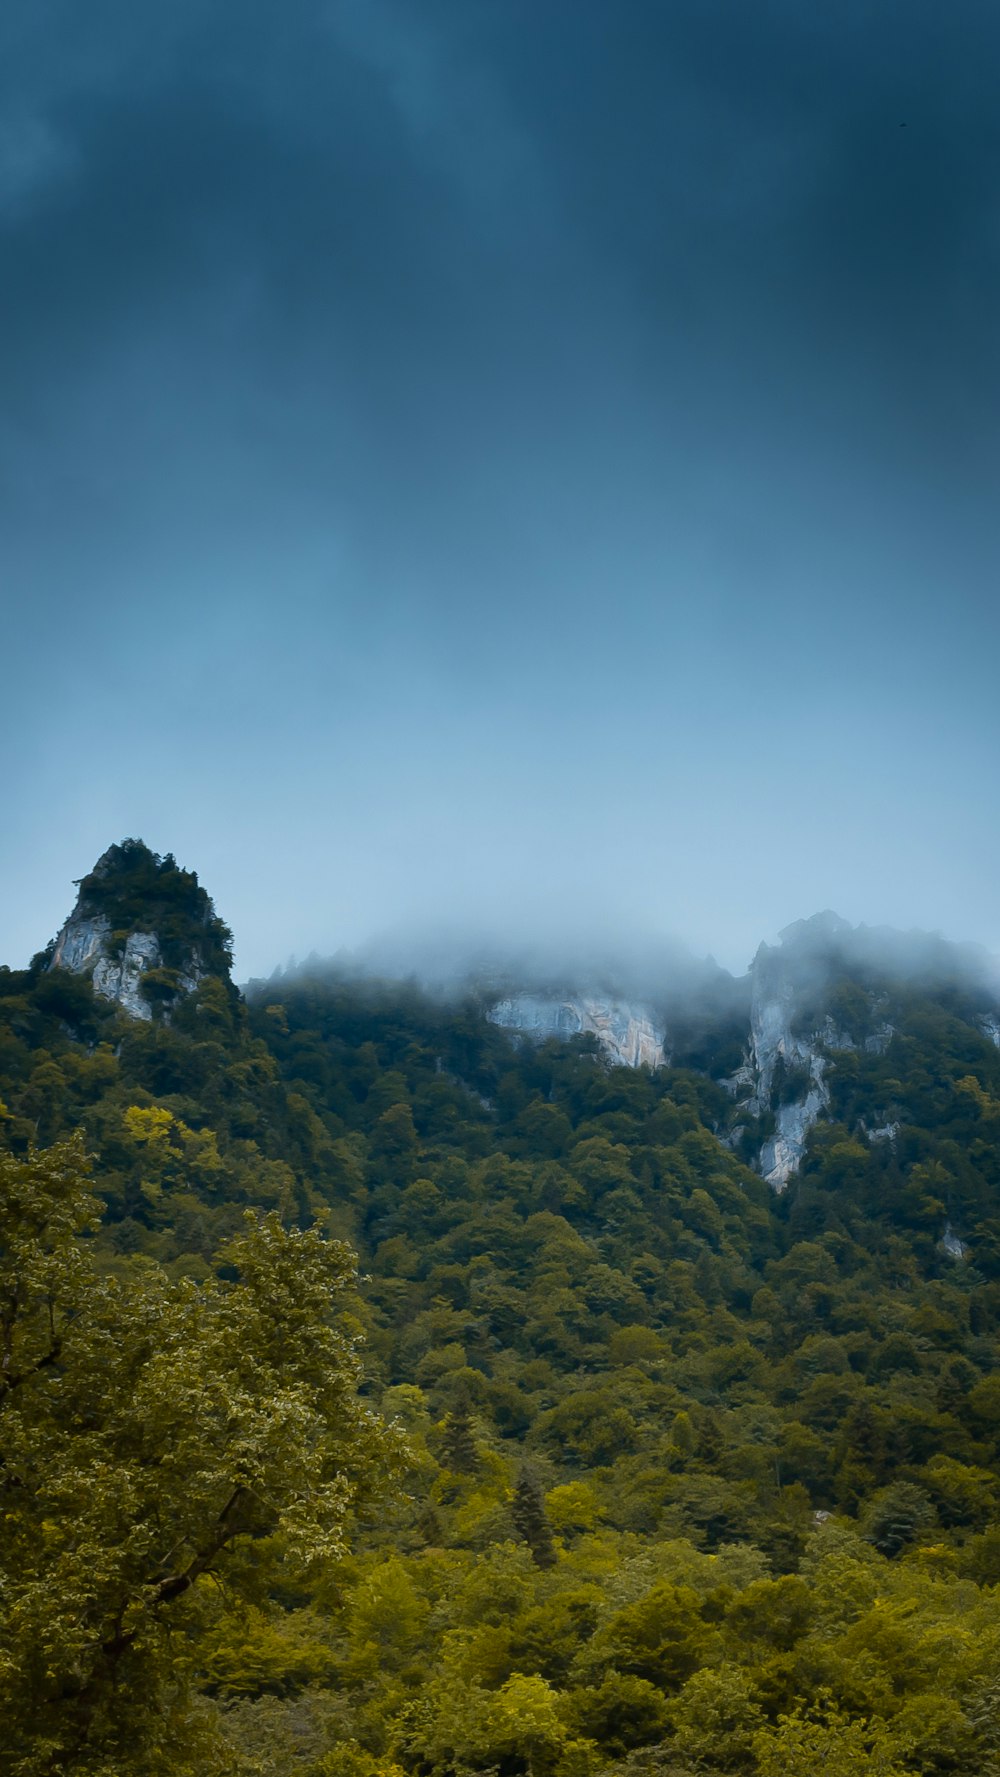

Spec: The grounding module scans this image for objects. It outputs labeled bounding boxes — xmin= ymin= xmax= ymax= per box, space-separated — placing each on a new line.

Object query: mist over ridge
xmin=249 ymin=901 xmax=1000 ymax=1008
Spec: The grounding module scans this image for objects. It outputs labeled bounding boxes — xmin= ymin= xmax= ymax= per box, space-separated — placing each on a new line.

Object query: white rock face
xmin=865 ymin=1121 xmax=900 ymax=1144
xmin=749 ymin=999 xmax=828 ymax=1188
xmin=51 ymin=915 xmax=109 ymax=974
xmin=737 ymin=919 xmax=906 ymax=1189
xmin=50 ymin=912 xmax=203 ymax=1021
xmin=941 ymin=1223 xmax=969 ymax=1260
xmin=759 ymin=1076 xmax=829 ymax=1190
xmin=489 ymin=994 xmax=582 ymax=1043
xmin=748 ymin=986 xmax=816 ymax=1110
xmin=94 ymin=931 xmax=162 ymax=1021
xmin=488 ymin=993 xmax=666 ymax=1070
xmin=579 ymin=998 xmax=666 ymax=1069
xmin=979 ymin=1014 xmax=1000 ymax=1049
xmin=819 ymin=1016 xmax=857 ymax=1052
xmin=739 ymin=939 xmax=836 ymax=1190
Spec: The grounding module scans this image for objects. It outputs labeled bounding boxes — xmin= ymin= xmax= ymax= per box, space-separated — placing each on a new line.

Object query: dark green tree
xmin=860 ymin=1483 xmax=936 ymax=1558
xmin=512 ymin=1466 xmax=557 ymax=1569
xmin=440 ymin=1400 xmax=479 ymax=1475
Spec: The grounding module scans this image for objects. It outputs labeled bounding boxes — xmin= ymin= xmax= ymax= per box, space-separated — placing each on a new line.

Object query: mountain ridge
xmin=32 ymin=840 xmax=1000 ymax=1193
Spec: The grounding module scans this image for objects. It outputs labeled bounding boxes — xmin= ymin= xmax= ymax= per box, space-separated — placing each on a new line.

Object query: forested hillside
xmin=4 ymin=847 xmax=1000 ymax=1777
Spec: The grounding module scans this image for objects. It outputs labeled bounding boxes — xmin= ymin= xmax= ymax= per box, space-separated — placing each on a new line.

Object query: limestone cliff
xmin=736 ymin=915 xmax=847 ymax=1189
xmin=51 ymin=918 xmax=168 ymax=1021
xmin=47 ymin=840 xmax=232 ymax=1021
xmin=488 ymin=992 xmax=667 ymax=1070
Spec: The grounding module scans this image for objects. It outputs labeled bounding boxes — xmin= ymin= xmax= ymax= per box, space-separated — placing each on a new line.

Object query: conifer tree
xmin=697 ymin=1408 xmax=725 ymax=1465
xmin=441 ymin=1399 xmax=479 ymax=1475
xmin=861 ymin=1482 xmax=935 ymax=1558
xmin=671 ymin=1409 xmax=695 ymax=1460
xmin=512 ymin=1467 xmax=557 ymax=1569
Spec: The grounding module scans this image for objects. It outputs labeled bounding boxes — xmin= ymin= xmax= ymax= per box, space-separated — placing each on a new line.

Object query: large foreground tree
xmin=0 ymin=1137 xmax=397 ymax=1777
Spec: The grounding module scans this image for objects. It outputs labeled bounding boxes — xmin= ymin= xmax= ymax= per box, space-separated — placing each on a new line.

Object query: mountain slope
xmin=5 ymin=843 xmax=1000 ymax=1776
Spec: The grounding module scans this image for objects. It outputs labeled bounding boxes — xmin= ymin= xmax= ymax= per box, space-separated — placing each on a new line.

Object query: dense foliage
xmin=3 ymin=858 xmax=1000 ymax=1776
xmin=0 ymin=1138 xmax=398 ymax=1777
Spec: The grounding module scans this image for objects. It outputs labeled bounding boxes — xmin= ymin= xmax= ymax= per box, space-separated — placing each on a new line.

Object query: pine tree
xmin=697 ymin=1408 xmax=725 ymax=1466
xmin=511 ymin=1467 xmax=557 ymax=1569
xmin=860 ymin=1482 xmax=935 ymax=1557
xmin=441 ymin=1400 xmax=479 ymax=1475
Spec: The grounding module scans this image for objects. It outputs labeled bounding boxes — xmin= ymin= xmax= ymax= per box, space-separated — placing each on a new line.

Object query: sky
xmin=2 ymin=0 xmax=999 ymax=980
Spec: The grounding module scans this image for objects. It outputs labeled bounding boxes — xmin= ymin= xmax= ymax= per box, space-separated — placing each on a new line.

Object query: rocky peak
xmin=726 ymin=913 xmax=1000 ymax=1188
xmin=48 ymin=840 xmax=232 ymax=1021
xmin=740 ymin=928 xmax=841 ymax=1189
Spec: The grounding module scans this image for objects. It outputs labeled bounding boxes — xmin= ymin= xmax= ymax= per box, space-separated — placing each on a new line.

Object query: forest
xmin=4 ymin=848 xmax=1000 ymax=1777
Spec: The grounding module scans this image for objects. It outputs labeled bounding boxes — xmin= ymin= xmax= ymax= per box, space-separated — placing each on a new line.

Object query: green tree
xmin=401 ymin=1669 xmax=574 ymax=1777
xmin=568 ymin=1671 xmax=670 ymax=1754
xmin=440 ymin=1400 xmax=479 ymax=1475
xmin=670 ymin=1663 xmax=764 ymax=1769
xmin=753 ymin=1697 xmax=916 ymax=1777
xmin=0 ymin=1139 xmax=398 ymax=1777
xmin=590 ymin=1580 xmax=713 ymax=1691
xmin=512 ymin=1467 xmax=558 ymax=1569
xmin=860 ymin=1483 xmax=936 ymax=1558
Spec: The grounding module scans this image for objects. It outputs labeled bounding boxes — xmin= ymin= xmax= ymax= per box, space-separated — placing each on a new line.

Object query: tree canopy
xmin=3 ymin=902 xmax=1000 ymax=1774
xmin=0 ymin=1139 xmax=398 ymax=1777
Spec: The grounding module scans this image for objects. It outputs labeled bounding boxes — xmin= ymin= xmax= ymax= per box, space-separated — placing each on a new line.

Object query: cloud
xmin=2 ymin=0 xmax=999 ymax=978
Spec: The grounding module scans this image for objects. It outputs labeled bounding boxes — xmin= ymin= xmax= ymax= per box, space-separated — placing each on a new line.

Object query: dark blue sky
xmin=3 ymin=0 xmax=999 ymax=976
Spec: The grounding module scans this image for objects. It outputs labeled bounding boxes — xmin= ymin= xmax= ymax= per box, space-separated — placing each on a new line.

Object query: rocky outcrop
xmin=864 ymin=1121 xmax=900 ymax=1143
xmin=759 ymin=1080 xmax=829 ymax=1190
xmin=722 ymin=914 xmax=866 ymax=1189
xmin=941 ymin=1223 xmax=970 ymax=1260
xmin=50 ymin=911 xmax=205 ymax=1021
xmin=52 ymin=915 xmax=161 ymax=1020
xmin=581 ymin=999 xmax=666 ymax=1069
xmin=46 ymin=841 xmax=220 ymax=1021
xmin=51 ymin=915 xmax=110 ymax=977
xmin=720 ymin=920 xmax=838 ymax=1188
xmin=488 ymin=994 xmax=584 ymax=1045
xmin=488 ymin=992 xmax=666 ymax=1070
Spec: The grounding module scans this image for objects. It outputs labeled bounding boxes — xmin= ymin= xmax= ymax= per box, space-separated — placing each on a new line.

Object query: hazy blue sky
xmin=3 ymin=0 xmax=999 ymax=978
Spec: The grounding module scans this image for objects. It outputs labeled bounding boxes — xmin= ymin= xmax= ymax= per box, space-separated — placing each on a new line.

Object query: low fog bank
xmin=243 ymin=908 xmax=1000 ymax=1016
xmin=245 ymin=917 xmax=733 ymax=1012
xmin=767 ymin=911 xmax=1000 ymax=1000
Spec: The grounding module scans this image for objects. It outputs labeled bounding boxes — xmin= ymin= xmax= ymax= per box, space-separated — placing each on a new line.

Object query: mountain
xmin=46 ymin=839 xmax=234 ymax=1020
xmin=35 ymin=843 xmax=1000 ymax=1198
xmin=7 ymin=841 xmax=1000 ymax=1775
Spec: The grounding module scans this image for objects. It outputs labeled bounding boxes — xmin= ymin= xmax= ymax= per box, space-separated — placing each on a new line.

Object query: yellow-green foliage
xmin=4 ymin=945 xmax=1000 ymax=1774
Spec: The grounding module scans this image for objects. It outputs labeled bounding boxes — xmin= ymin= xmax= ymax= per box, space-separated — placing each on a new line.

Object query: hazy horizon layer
xmin=3 ymin=2 xmax=999 ymax=978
